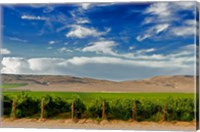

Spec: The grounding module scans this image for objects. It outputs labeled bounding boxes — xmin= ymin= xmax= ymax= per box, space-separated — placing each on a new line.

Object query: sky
xmin=0 ymin=2 xmax=198 ymax=81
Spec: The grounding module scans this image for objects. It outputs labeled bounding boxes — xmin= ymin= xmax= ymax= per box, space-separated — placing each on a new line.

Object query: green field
xmin=2 ymin=83 xmax=195 ymax=101
xmin=2 ymin=83 xmax=196 ymax=121
xmin=1 ymin=83 xmax=27 ymax=89
xmin=3 ymin=91 xmax=194 ymax=102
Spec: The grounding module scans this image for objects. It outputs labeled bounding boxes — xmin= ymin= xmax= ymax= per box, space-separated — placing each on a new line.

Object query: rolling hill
xmin=1 ymin=74 xmax=195 ymax=93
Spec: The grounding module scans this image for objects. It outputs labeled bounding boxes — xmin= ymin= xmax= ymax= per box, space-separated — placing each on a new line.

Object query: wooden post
xmin=12 ymin=99 xmax=16 ymax=119
xmin=71 ymin=99 xmax=75 ymax=119
xmin=132 ymin=101 xmax=136 ymax=121
xmin=102 ymin=100 xmax=105 ymax=120
xmin=40 ymin=98 xmax=45 ymax=119
xmin=163 ymin=103 xmax=166 ymax=121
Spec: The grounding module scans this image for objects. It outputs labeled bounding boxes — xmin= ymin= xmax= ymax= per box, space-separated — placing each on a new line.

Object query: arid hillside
xmin=2 ymin=74 xmax=195 ymax=93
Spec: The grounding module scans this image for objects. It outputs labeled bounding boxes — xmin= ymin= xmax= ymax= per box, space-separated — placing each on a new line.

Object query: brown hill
xmin=1 ymin=74 xmax=195 ymax=93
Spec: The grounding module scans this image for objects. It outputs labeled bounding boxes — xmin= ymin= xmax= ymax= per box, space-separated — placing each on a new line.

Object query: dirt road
xmin=1 ymin=118 xmax=197 ymax=131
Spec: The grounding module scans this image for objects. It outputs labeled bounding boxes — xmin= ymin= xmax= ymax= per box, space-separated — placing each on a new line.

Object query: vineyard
xmin=2 ymin=92 xmax=197 ymax=122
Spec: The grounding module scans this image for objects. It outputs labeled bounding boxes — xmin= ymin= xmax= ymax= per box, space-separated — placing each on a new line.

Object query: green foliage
xmin=2 ymin=83 xmax=27 ymax=89
xmin=72 ymin=94 xmax=86 ymax=119
xmin=2 ymin=94 xmax=195 ymax=121
xmin=109 ymin=99 xmax=133 ymax=120
xmin=14 ymin=93 xmax=40 ymax=118
xmin=87 ymin=97 xmax=110 ymax=119
xmin=136 ymin=99 xmax=163 ymax=121
xmin=43 ymin=95 xmax=70 ymax=118
xmin=3 ymin=95 xmax=13 ymax=116
xmin=166 ymin=97 xmax=194 ymax=121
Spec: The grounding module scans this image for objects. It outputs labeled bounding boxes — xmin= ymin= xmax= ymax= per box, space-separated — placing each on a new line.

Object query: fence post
xmin=163 ymin=103 xmax=166 ymax=121
xmin=71 ymin=99 xmax=75 ymax=119
xmin=12 ymin=99 xmax=16 ymax=119
xmin=132 ymin=100 xmax=136 ymax=121
xmin=40 ymin=98 xmax=45 ymax=119
xmin=102 ymin=100 xmax=105 ymax=120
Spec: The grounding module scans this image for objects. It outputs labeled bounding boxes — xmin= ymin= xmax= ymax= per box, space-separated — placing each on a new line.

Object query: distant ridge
xmin=2 ymin=74 xmax=195 ymax=93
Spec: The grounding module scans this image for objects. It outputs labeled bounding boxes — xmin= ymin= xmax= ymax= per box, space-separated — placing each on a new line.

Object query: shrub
xmin=136 ymin=99 xmax=162 ymax=121
xmin=14 ymin=93 xmax=40 ymax=118
xmin=87 ymin=97 xmax=110 ymax=119
xmin=166 ymin=97 xmax=194 ymax=121
xmin=43 ymin=95 xmax=70 ymax=118
xmin=3 ymin=95 xmax=13 ymax=116
xmin=71 ymin=94 xmax=86 ymax=119
xmin=109 ymin=99 xmax=133 ymax=120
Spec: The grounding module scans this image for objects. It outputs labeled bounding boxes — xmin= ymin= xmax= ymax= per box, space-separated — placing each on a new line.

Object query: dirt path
xmin=0 ymin=118 xmax=197 ymax=131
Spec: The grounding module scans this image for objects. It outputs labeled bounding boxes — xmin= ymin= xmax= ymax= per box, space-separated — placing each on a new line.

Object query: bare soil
xmin=2 ymin=74 xmax=195 ymax=93
xmin=0 ymin=118 xmax=197 ymax=130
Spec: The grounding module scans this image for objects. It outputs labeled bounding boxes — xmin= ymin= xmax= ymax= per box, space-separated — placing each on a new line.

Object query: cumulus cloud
xmin=82 ymin=40 xmax=117 ymax=55
xmin=66 ymin=25 xmax=110 ymax=38
xmin=1 ymin=44 xmax=194 ymax=81
xmin=1 ymin=48 xmax=11 ymax=55
xmin=1 ymin=46 xmax=194 ymax=80
xmin=21 ymin=15 xmax=48 ymax=21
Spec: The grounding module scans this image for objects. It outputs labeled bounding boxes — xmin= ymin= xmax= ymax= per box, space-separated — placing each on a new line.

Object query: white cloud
xmin=144 ymin=2 xmax=195 ymax=23
xmin=1 ymin=44 xmax=194 ymax=81
xmin=129 ymin=46 xmax=135 ymax=50
xmin=1 ymin=50 xmax=194 ymax=80
xmin=145 ymin=3 xmax=171 ymax=18
xmin=66 ymin=25 xmax=110 ymax=38
xmin=137 ymin=24 xmax=170 ymax=41
xmin=9 ymin=37 xmax=27 ymax=43
xmin=155 ymin=24 xmax=170 ymax=34
xmin=76 ymin=18 xmax=90 ymax=24
xmin=82 ymin=40 xmax=117 ymax=55
xmin=1 ymin=48 xmax=11 ymax=55
xmin=136 ymin=48 xmax=156 ymax=54
xmin=138 ymin=2 xmax=196 ymax=41
xmin=1 ymin=57 xmax=30 ymax=74
xmin=171 ymin=27 xmax=194 ymax=37
xmin=79 ymin=3 xmax=91 ymax=10
xmin=170 ymin=20 xmax=195 ymax=37
xmin=136 ymin=34 xmax=151 ymax=42
xmin=78 ymin=3 xmax=115 ymax=11
xmin=21 ymin=15 xmax=48 ymax=21
xmin=49 ymin=41 xmax=56 ymax=45
xmin=58 ymin=47 xmax=73 ymax=53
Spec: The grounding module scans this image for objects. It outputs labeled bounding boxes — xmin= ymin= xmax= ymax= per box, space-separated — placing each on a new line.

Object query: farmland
xmin=2 ymin=90 xmax=196 ymax=121
xmin=1 ymin=83 xmax=27 ymax=89
xmin=1 ymin=82 xmax=197 ymax=124
xmin=3 ymin=91 xmax=194 ymax=101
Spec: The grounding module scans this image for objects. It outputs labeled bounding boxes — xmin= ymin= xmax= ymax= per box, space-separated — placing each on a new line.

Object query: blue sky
xmin=0 ymin=2 xmax=198 ymax=81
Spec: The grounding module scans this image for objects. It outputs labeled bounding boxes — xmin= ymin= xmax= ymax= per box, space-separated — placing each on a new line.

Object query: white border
xmin=0 ymin=0 xmax=199 ymax=132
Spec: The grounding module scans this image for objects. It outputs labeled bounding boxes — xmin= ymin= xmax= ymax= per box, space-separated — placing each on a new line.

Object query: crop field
xmin=3 ymin=91 xmax=194 ymax=102
xmin=2 ymin=83 xmax=194 ymax=102
xmin=1 ymin=83 xmax=197 ymax=122
xmin=1 ymin=83 xmax=27 ymax=89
